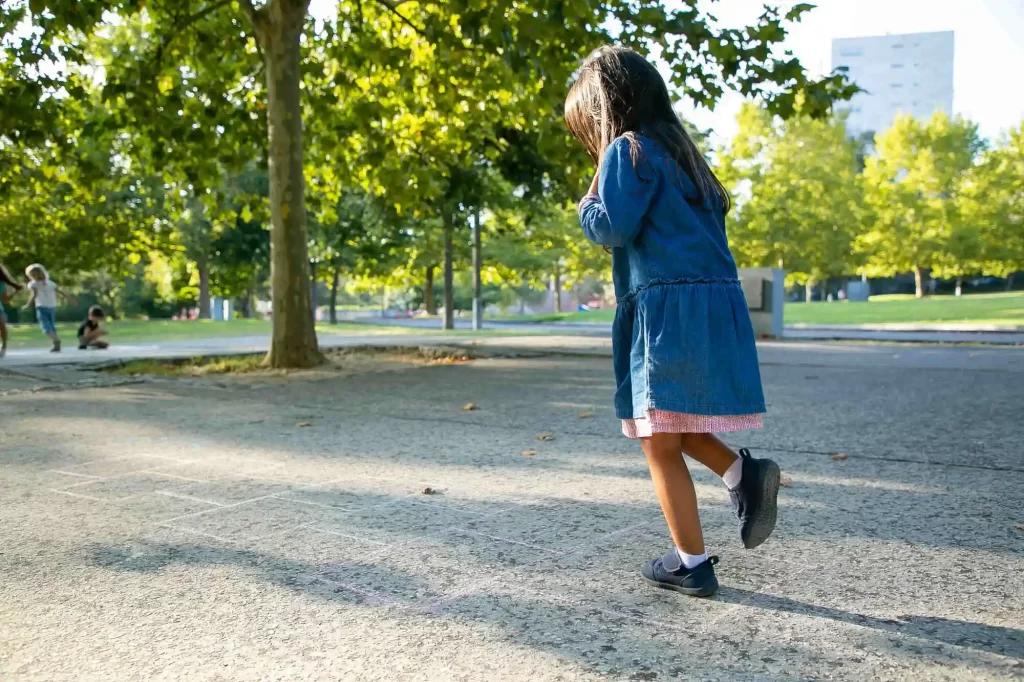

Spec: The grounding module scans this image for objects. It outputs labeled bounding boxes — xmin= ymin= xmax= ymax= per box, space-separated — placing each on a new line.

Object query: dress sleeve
xmin=578 ymin=137 xmax=659 ymax=248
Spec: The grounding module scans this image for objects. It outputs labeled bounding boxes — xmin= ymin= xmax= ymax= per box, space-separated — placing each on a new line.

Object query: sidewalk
xmin=3 ymin=330 xmax=1023 ymax=373
xmin=1 ymin=340 xmax=1021 ymax=680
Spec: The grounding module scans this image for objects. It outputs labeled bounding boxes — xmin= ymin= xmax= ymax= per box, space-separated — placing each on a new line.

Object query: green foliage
xmin=4 ymin=0 xmax=860 ymax=344
xmin=962 ymin=125 xmax=1024 ymax=279
xmin=720 ymin=103 xmax=866 ymax=287
xmin=860 ymin=112 xmax=984 ymax=289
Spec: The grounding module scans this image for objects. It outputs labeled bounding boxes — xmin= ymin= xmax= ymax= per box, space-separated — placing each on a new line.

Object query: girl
xmin=566 ymin=46 xmax=780 ymax=598
xmin=0 ymin=262 xmax=24 ymax=359
xmin=23 ymin=264 xmax=68 ymax=353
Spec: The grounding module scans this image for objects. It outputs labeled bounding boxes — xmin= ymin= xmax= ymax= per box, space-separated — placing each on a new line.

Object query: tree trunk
xmin=552 ymin=265 xmax=563 ymax=313
xmin=914 ymin=266 xmax=925 ymax=299
xmin=329 ymin=266 xmax=340 ymax=324
xmin=442 ymin=220 xmax=454 ymax=330
xmin=255 ymin=2 xmax=320 ymax=368
xmin=309 ymin=259 xmax=318 ymax=321
xmin=955 ymin=275 xmax=964 ymax=297
xmin=236 ymin=294 xmax=252 ymax=319
xmin=197 ymin=258 xmax=211 ymax=319
xmin=804 ymin=279 xmax=814 ymax=303
xmin=471 ymin=209 xmax=483 ymax=331
xmin=424 ymin=265 xmax=436 ymax=315
xmin=1007 ymin=273 xmax=1016 ymax=292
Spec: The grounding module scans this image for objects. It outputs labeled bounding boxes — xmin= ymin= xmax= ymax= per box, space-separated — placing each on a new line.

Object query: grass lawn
xmin=493 ymin=310 xmax=617 ymax=324
xmin=492 ymin=291 xmax=1024 ymax=327
xmin=1 ymin=316 xmax=554 ymax=350
xmin=1 ymin=318 xmax=429 ymax=350
xmin=784 ymin=292 xmax=1024 ymax=326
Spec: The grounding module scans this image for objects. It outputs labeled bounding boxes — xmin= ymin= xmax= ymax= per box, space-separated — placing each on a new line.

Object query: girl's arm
xmin=578 ymin=137 xmax=659 ymax=248
xmin=22 ymin=285 xmax=37 ymax=310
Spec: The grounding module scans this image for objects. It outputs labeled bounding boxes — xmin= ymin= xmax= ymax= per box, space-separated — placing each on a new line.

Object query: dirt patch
xmin=103 ymin=345 xmax=477 ymax=382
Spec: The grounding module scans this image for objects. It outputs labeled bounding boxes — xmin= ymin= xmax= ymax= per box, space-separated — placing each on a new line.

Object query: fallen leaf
xmin=422 ymin=487 xmax=438 ymax=495
xmin=521 ymin=450 xmax=537 ymax=457
xmin=536 ymin=433 xmax=555 ymax=441
xmin=462 ymin=402 xmax=479 ymax=411
xmin=779 ymin=476 xmax=792 ymax=488
xmin=296 ymin=421 xmax=313 ymax=428
xmin=577 ymin=412 xmax=594 ymax=419
xmin=1013 ymin=523 xmax=1024 ymax=532
xmin=830 ymin=452 xmax=848 ymax=461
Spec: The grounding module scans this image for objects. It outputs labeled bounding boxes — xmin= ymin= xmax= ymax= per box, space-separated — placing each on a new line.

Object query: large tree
xmin=965 ymin=124 xmax=1024 ymax=289
xmin=720 ymin=103 xmax=866 ymax=298
xmin=860 ymin=112 xmax=984 ymax=297
xmin=5 ymin=0 xmax=854 ymax=363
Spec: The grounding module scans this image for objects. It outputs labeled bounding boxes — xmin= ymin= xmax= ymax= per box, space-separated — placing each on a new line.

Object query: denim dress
xmin=578 ymin=135 xmax=765 ymax=436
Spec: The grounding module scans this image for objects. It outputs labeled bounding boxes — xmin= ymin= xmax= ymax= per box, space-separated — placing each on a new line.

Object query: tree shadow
xmin=84 ymin=535 xmax=1024 ymax=678
xmin=716 ymin=586 xmax=1024 ymax=661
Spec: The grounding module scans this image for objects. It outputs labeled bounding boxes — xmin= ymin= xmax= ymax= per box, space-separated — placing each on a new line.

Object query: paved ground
xmin=1 ymin=341 xmax=1022 ymax=681
xmin=351 ymin=317 xmax=1024 ymax=344
xmin=782 ymin=327 xmax=1024 ymax=344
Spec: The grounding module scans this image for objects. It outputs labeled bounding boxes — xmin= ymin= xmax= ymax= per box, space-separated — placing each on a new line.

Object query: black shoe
xmin=641 ymin=550 xmax=719 ymax=597
xmin=729 ymin=448 xmax=781 ymax=549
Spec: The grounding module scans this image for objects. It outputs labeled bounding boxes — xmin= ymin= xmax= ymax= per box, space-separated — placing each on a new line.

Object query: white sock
xmin=722 ymin=456 xmax=743 ymax=490
xmin=676 ymin=548 xmax=708 ymax=569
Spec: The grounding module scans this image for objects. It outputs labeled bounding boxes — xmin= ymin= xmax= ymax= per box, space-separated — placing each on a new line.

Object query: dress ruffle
xmin=622 ymin=409 xmax=763 ymax=439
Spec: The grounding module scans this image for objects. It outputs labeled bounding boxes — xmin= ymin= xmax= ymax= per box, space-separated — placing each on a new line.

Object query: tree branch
xmin=372 ymin=0 xmax=428 ymax=38
xmin=153 ymin=0 xmax=236 ymax=66
xmin=238 ymin=0 xmax=268 ymax=40
xmin=238 ymin=0 xmax=262 ymax=25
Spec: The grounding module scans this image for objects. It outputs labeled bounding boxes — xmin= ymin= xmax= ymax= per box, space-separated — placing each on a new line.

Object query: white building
xmin=831 ymin=31 xmax=954 ymax=136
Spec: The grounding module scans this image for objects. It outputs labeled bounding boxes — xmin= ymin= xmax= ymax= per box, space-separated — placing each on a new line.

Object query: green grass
xmin=493 ymin=310 xmax=616 ymax=324
xmin=784 ymin=291 xmax=1024 ymax=326
xmin=2 ymin=318 xmax=271 ymax=350
xmin=493 ymin=291 xmax=1024 ymax=327
xmin=1 ymin=316 xmax=557 ymax=350
xmin=1 ymin=318 xmax=432 ymax=350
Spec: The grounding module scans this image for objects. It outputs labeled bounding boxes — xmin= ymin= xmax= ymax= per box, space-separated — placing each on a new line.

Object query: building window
xmin=840 ymin=47 xmax=863 ymax=57
xmin=891 ymin=83 xmax=903 ymax=88
xmin=893 ymin=43 xmax=904 ymax=48
xmin=892 ymin=63 xmax=903 ymax=68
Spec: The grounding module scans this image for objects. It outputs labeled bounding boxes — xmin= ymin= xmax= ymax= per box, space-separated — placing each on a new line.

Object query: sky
xmin=675 ymin=0 xmax=1024 ymax=143
xmin=314 ymin=0 xmax=1024 ymax=142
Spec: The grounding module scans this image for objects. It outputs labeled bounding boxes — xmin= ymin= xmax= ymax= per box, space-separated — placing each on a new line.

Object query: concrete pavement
xmin=1 ymin=338 xmax=1022 ymax=680
xmin=341 ymin=315 xmax=1024 ymax=345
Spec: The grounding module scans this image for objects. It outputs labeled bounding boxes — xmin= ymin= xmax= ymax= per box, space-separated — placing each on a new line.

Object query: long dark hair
xmin=564 ymin=45 xmax=731 ymax=213
xmin=0 ymin=263 xmax=22 ymax=290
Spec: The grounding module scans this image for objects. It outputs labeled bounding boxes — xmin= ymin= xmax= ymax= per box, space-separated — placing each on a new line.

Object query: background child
xmin=23 ymin=264 xmax=68 ymax=353
xmin=566 ymin=46 xmax=781 ymax=598
xmin=0 ymin=262 xmax=24 ymax=359
xmin=77 ymin=305 xmax=109 ymax=350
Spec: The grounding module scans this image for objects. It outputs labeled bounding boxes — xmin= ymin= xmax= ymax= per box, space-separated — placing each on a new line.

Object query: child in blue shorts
xmin=23 ymin=264 xmax=70 ymax=353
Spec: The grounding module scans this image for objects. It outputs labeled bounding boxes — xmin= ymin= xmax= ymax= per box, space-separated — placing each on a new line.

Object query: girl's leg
xmin=641 ymin=433 xmax=704 ymax=555
xmin=0 ymin=321 xmax=7 ymax=356
xmin=681 ymin=432 xmax=781 ymax=550
xmin=678 ymin=433 xmax=739 ymax=478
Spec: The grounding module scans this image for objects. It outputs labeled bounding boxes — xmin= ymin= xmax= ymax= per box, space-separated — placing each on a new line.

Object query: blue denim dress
xmin=578 ymin=134 xmax=766 ymax=420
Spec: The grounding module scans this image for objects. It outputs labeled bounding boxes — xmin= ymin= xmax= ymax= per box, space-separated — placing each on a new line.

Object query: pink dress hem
xmin=622 ymin=409 xmax=763 ymax=439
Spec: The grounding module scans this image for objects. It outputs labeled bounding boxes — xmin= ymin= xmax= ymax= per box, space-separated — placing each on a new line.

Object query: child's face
xmin=30 ymin=270 xmax=45 ymax=281
xmin=89 ymin=312 xmax=103 ymax=322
